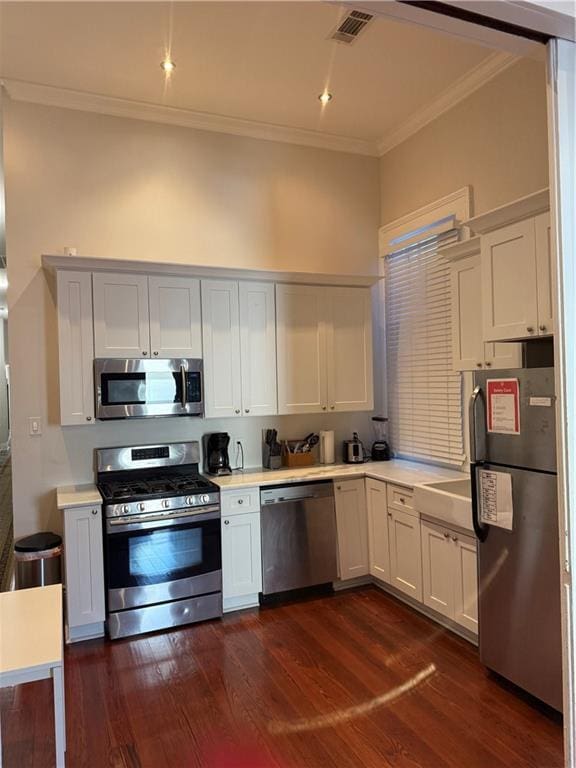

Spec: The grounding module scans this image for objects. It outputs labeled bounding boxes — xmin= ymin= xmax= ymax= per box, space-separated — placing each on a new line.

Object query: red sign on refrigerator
xmin=487 ymin=378 xmax=520 ymax=435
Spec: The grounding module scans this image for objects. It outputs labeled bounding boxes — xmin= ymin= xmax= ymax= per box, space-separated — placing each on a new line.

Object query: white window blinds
xmin=385 ymin=228 xmax=465 ymax=467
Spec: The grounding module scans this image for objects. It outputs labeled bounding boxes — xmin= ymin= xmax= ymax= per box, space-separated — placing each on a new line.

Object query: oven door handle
xmin=181 ymin=364 xmax=187 ymax=410
xmin=106 ymin=507 xmax=220 ymax=534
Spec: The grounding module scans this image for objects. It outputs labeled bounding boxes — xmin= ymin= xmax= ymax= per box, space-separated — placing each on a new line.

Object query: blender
xmin=371 ymin=416 xmax=391 ymax=461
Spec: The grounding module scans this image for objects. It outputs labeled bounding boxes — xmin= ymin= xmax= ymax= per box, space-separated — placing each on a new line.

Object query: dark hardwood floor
xmin=0 ymin=586 xmax=563 ymax=768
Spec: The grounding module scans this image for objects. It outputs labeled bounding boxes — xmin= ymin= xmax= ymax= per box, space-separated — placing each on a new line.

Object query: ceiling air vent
xmin=330 ymin=10 xmax=374 ymax=44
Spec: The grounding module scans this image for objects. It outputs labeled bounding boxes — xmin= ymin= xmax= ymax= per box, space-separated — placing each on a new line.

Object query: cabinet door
xmin=57 ymin=271 xmax=95 ymax=426
xmin=93 ymin=272 xmax=150 ymax=357
xmin=334 ymin=479 xmax=369 ymax=580
xmin=535 ymin=212 xmax=554 ymax=336
xmin=201 ymin=280 xmax=242 ymax=418
xmin=481 ymin=220 xmax=538 ymax=342
xmin=63 ymin=506 xmax=106 ymax=628
xmin=366 ymin=479 xmax=390 ymax=583
xmin=483 ymin=341 xmax=522 ymax=371
xmin=239 ymin=282 xmax=277 ymax=416
xmin=451 ymin=256 xmax=485 ymax=372
xmin=388 ymin=508 xmax=422 ymax=601
xmin=421 ymin=521 xmax=453 ymax=619
xmin=221 ymin=512 xmax=262 ymax=601
xmin=325 ymin=287 xmax=373 ymax=412
xmin=453 ymin=533 xmax=478 ymax=633
xmin=148 ymin=276 xmax=202 ymax=358
xmin=276 ymin=284 xmax=327 ymax=415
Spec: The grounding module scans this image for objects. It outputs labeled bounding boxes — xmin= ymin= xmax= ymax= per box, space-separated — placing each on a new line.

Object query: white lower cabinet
xmin=366 ymin=478 xmax=390 ymax=583
xmin=221 ymin=488 xmax=262 ymax=612
xmin=334 ymin=479 xmax=369 ymax=580
xmin=62 ymin=504 xmax=106 ymax=642
xmin=388 ymin=507 xmax=422 ymax=601
xmin=421 ymin=520 xmax=478 ymax=633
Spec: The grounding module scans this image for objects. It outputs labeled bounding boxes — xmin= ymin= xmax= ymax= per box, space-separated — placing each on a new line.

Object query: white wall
xmin=380 ymin=58 xmax=549 ymax=223
xmin=4 ymin=99 xmax=381 ymax=537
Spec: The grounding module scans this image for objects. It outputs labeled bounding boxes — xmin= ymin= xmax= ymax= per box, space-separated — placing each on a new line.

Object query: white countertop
xmin=212 ymin=459 xmax=466 ymax=491
xmin=57 ymin=483 xmax=102 ymax=510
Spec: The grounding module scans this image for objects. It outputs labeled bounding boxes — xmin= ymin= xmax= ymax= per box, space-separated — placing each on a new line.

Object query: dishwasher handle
xmin=260 ymin=481 xmax=335 ymax=506
xmin=262 ymin=494 xmax=319 ymax=505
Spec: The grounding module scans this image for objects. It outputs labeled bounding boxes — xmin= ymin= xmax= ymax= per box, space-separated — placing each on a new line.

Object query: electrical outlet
xmin=28 ymin=416 xmax=42 ymax=437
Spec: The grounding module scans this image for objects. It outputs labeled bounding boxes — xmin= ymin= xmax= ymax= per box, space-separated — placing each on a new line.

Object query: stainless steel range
xmin=97 ymin=441 xmax=222 ymax=639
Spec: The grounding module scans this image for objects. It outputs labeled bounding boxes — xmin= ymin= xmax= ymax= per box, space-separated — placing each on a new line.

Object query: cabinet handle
xmin=451 ymin=535 xmax=458 ymax=542
xmin=322 ymin=406 xmax=327 ymax=411
xmin=330 ymin=405 xmax=335 ymax=410
xmin=91 ymin=509 xmax=98 ymax=516
xmin=234 ymin=409 xmax=240 ymax=414
xmin=224 ymin=519 xmax=229 ymax=525
xmin=142 ymin=350 xmax=148 ymax=356
xmin=238 ymin=499 xmax=244 ymax=505
xmin=86 ymin=416 xmax=92 ymax=421
xmin=443 ymin=532 xmax=450 ymax=539
xmin=485 ymin=361 xmax=492 ymax=367
xmin=336 ymin=485 xmax=341 ymax=491
xmin=245 ymin=409 xmax=250 ymax=414
xmin=539 ymin=325 xmax=547 ymax=332
xmin=387 ymin=511 xmax=392 ymax=517
xmin=476 ymin=362 xmax=482 ymax=368
xmin=399 ymin=497 xmax=405 ymax=504
xmin=526 ymin=326 xmax=534 ymax=334
xmin=153 ymin=351 xmax=159 ymax=356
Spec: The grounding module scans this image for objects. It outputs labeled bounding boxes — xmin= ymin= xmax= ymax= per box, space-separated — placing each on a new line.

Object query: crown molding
xmin=2 ymin=51 xmax=518 ymax=160
xmin=377 ymin=51 xmax=518 ymax=156
xmin=1 ymin=78 xmax=380 ymax=158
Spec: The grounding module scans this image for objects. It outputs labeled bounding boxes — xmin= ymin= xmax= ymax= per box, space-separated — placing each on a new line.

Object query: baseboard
xmin=332 ymin=575 xmax=372 ymax=591
xmin=223 ymin=594 xmax=259 ymax=613
xmin=66 ymin=621 xmax=105 ymax=643
xmin=372 ymin=577 xmax=478 ymax=646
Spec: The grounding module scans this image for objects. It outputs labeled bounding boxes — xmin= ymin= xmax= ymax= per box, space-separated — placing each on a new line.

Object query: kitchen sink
xmin=414 ymin=477 xmax=473 ymax=532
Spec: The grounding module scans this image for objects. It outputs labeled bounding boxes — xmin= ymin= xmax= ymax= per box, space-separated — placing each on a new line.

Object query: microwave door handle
xmin=180 ymin=365 xmax=187 ymax=409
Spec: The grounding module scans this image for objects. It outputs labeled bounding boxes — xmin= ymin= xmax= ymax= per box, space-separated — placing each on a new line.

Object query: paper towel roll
xmin=319 ymin=430 xmax=335 ymax=464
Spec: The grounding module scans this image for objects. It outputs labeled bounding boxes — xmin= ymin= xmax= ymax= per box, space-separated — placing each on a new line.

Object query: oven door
xmin=105 ymin=510 xmax=221 ymax=611
xmin=95 ymin=358 xmax=203 ymax=419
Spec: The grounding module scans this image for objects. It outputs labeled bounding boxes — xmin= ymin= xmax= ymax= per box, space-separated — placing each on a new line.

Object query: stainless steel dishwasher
xmin=260 ymin=481 xmax=338 ymax=596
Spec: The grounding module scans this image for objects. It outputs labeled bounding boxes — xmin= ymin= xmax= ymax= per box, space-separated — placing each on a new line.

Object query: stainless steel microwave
xmin=95 ymin=358 xmax=203 ymax=419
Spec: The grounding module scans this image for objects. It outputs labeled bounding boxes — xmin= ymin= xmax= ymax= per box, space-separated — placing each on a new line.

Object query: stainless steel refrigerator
xmin=470 ymin=366 xmax=562 ymax=711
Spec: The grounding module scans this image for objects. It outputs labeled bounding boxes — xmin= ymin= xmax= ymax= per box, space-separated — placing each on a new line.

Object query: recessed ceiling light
xmin=160 ymin=59 xmax=176 ymax=74
xmin=318 ymin=91 xmax=333 ymax=106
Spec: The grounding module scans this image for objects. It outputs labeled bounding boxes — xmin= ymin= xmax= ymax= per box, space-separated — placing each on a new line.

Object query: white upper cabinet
xmin=450 ymin=251 xmax=521 ymax=372
xmin=276 ymin=284 xmax=327 ymax=415
xmin=93 ymin=272 xmax=150 ymax=357
xmin=239 ymin=282 xmax=277 ymax=416
xmin=201 ymin=280 xmax=242 ymax=418
xmin=276 ymin=284 xmax=374 ymax=415
xmin=535 ymin=212 xmax=554 ymax=336
xmin=57 ymin=271 xmax=95 ymax=426
xmin=148 ymin=276 xmax=202 ymax=358
xmin=325 ymin=287 xmax=373 ymax=412
xmin=481 ymin=219 xmax=539 ymax=342
xmin=334 ymin=479 xmax=369 ymax=580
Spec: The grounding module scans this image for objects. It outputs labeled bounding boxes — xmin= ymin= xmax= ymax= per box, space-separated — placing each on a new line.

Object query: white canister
xmin=319 ymin=430 xmax=335 ymax=464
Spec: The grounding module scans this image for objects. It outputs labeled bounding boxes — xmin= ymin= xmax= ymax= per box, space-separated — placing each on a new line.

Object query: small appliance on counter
xmin=262 ymin=429 xmax=282 ymax=470
xmin=319 ymin=430 xmax=335 ymax=465
xmin=204 ymin=432 xmax=232 ymax=476
xmin=343 ymin=432 xmax=366 ymax=464
xmin=371 ymin=416 xmax=392 ymax=461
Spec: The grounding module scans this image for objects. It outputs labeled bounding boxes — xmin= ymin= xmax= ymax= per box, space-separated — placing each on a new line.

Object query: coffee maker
xmin=204 ymin=433 xmax=232 ymax=476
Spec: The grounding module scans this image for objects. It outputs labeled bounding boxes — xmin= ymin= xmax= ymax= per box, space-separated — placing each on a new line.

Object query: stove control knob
xmin=186 ymin=496 xmax=194 ymax=506
xmin=138 ymin=503 xmax=145 ymax=512
xmin=122 ymin=505 xmax=130 ymax=515
xmin=162 ymin=499 xmax=169 ymax=509
xmin=201 ymin=494 xmax=210 ymax=504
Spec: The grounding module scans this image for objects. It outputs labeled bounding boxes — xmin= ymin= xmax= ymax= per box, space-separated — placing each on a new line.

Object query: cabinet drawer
xmin=386 ymin=484 xmax=415 ymax=515
xmin=221 ymin=487 xmax=260 ymax=516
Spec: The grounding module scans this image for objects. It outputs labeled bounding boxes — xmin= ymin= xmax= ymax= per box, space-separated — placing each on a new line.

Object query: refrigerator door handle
xmin=469 ymin=385 xmax=489 ymax=542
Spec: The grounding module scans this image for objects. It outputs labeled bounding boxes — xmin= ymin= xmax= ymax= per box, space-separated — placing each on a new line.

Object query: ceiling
xmin=0 ymin=2 xmax=517 ymax=155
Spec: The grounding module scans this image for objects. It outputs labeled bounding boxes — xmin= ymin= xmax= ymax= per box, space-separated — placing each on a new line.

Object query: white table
xmin=0 ymin=585 xmax=65 ymax=767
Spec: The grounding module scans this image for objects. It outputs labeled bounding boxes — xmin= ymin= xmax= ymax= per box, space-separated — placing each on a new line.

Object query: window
xmin=380 ymin=189 xmax=470 ymax=468
xmin=385 ymin=228 xmax=465 ymax=466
